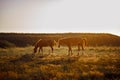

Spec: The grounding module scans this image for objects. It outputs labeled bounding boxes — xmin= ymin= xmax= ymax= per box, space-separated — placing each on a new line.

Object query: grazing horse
xmin=58 ymin=37 xmax=87 ymax=55
xmin=33 ymin=39 xmax=57 ymax=55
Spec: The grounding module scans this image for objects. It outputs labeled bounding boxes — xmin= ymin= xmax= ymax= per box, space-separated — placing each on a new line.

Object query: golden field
xmin=0 ymin=46 xmax=120 ymax=80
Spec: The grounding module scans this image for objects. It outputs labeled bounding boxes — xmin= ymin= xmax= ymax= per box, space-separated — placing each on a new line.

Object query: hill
xmin=0 ymin=33 xmax=120 ymax=48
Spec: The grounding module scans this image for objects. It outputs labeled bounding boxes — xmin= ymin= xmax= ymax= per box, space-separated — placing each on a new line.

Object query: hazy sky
xmin=0 ymin=0 xmax=120 ymax=36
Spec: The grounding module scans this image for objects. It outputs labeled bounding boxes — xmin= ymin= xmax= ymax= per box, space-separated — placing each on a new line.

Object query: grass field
xmin=0 ymin=46 xmax=120 ymax=80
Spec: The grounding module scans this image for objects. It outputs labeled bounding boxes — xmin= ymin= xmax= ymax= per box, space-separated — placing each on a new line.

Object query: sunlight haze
xmin=0 ymin=0 xmax=120 ymax=36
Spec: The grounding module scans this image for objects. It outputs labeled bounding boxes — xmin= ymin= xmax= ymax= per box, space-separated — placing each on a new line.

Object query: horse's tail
xmin=82 ymin=38 xmax=87 ymax=46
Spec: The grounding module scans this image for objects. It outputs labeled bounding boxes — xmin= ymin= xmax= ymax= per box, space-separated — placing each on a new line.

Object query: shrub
xmin=0 ymin=40 xmax=16 ymax=48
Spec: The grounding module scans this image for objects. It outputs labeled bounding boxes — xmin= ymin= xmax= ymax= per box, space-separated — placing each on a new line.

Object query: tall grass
xmin=0 ymin=46 xmax=120 ymax=80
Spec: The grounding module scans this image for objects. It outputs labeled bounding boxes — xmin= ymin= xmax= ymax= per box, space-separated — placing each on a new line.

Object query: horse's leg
xmin=39 ymin=47 xmax=41 ymax=53
xmin=68 ymin=49 xmax=70 ymax=56
xmin=68 ymin=46 xmax=72 ymax=56
xmin=81 ymin=44 xmax=84 ymax=55
xmin=70 ymin=47 xmax=73 ymax=55
xmin=51 ymin=46 xmax=53 ymax=53
xmin=82 ymin=43 xmax=84 ymax=50
xmin=77 ymin=44 xmax=80 ymax=56
xmin=41 ymin=47 xmax=43 ymax=56
xmin=68 ymin=46 xmax=70 ymax=56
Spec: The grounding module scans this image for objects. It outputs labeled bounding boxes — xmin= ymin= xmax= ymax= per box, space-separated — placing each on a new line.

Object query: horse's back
xmin=59 ymin=37 xmax=83 ymax=46
xmin=37 ymin=39 xmax=55 ymax=47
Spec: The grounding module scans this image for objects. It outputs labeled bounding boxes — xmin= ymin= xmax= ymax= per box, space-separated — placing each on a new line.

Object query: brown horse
xmin=58 ymin=37 xmax=87 ymax=55
xmin=33 ymin=39 xmax=57 ymax=55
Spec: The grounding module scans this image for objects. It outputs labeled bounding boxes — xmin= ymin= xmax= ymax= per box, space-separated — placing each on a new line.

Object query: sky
xmin=0 ymin=0 xmax=120 ymax=36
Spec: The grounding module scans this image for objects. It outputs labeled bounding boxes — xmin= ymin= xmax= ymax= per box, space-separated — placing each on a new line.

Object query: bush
xmin=0 ymin=40 xmax=16 ymax=48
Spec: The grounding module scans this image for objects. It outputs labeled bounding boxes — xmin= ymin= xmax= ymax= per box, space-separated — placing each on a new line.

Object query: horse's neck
xmin=35 ymin=44 xmax=39 ymax=49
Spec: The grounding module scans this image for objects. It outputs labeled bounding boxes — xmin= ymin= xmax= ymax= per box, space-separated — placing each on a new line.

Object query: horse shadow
xmin=10 ymin=54 xmax=34 ymax=63
xmin=36 ymin=55 xmax=80 ymax=65
xmin=9 ymin=52 xmax=83 ymax=65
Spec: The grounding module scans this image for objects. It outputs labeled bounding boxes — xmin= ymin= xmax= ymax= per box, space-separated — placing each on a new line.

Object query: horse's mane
xmin=34 ymin=39 xmax=42 ymax=46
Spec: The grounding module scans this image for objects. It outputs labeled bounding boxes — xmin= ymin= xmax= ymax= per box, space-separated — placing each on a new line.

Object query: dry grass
xmin=0 ymin=46 xmax=120 ymax=80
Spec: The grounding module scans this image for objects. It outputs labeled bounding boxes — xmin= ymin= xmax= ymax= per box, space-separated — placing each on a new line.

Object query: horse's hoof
xmin=39 ymin=55 xmax=44 ymax=58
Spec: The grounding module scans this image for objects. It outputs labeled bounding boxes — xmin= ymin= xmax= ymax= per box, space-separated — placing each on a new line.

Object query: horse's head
xmin=34 ymin=47 xmax=37 ymax=53
xmin=53 ymin=40 xmax=58 ymax=46
xmin=33 ymin=39 xmax=41 ymax=53
xmin=53 ymin=39 xmax=60 ymax=48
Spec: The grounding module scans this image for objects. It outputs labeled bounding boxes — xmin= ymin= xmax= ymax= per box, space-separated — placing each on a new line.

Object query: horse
xmin=33 ymin=39 xmax=57 ymax=55
xmin=58 ymin=37 xmax=87 ymax=56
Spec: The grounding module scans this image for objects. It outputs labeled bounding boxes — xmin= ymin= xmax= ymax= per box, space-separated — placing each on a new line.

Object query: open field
xmin=0 ymin=46 xmax=120 ymax=80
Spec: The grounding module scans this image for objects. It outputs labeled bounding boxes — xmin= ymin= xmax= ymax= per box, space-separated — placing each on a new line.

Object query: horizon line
xmin=0 ymin=32 xmax=119 ymax=36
